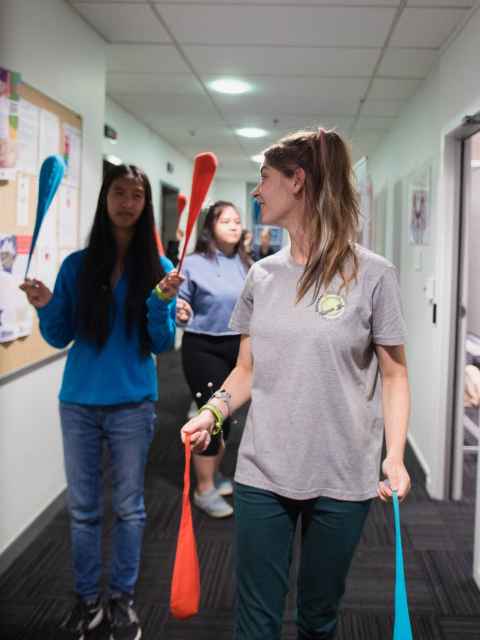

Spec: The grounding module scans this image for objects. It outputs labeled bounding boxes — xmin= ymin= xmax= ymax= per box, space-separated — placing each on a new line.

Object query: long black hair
xmin=194 ymin=200 xmax=252 ymax=269
xmin=77 ymin=164 xmax=164 ymax=356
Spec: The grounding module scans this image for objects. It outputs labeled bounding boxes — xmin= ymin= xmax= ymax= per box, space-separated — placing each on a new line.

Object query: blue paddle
xmin=25 ymin=154 xmax=65 ymax=278
xmin=392 ymin=491 xmax=413 ymax=639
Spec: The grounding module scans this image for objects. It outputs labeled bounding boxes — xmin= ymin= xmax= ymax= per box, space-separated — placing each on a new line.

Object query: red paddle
xmin=153 ymin=227 xmax=165 ymax=256
xmin=177 ymin=193 xmax=187 ymax=219
xmin=170 ymin=435 xmax=200 ymax=619
xmin=177 ymin=152 xmax=217 ymax=272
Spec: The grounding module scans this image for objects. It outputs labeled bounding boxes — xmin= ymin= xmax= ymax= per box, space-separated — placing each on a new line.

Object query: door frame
xmin=439 ymin=110 xmax=480 ymax=588
xmin=428 ymin=107 xmax=480 ymax=502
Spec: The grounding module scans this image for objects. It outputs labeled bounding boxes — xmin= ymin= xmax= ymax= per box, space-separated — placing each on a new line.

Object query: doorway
xmin=450 ymin=128 xmax=480 ymax=587
xmin=160 ymin=182 xmax=179 ymax=266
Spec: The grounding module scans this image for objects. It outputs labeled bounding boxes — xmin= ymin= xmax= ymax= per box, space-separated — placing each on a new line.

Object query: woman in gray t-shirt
xmin=181 ymin=128 xmax=411 ymax=640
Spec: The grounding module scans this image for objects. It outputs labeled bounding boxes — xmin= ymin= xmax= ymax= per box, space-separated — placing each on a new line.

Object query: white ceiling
xmin=69 ymin=0 xmax=476 ymax=179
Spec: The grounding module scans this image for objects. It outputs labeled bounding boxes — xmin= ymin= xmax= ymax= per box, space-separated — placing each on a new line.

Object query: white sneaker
xmin=193 ymin=488 xmax=233 ymax=518
xmin=215 ymin=472 xmax=233 ymax=497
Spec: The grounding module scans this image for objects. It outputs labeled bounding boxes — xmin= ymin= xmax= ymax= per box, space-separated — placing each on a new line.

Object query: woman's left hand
xmin=157 ymin=270 xmax=184 ymax=299
xmin=378 ymin=457 xmax=411 ymax=503
xmin=176 ymin=299 xmax=192 ymax=324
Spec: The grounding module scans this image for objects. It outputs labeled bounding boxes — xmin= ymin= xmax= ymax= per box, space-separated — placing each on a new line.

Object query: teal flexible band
xmin=393 ymin=491 xmax=413 ymax=640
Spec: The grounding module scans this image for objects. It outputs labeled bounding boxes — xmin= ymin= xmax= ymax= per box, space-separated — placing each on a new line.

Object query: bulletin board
xmin=0 ymin=75 xmax=82 ymax=381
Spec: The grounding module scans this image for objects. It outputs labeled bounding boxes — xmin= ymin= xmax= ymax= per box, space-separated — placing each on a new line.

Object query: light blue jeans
xmin=59 ymin=401 xmax=156 ymax=599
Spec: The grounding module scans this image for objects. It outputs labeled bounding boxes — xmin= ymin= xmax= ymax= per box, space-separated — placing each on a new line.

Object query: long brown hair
xmin=77 ymin=164 xmax=164 ymax=356
xmin=263 ymin=128 xmax=360 ymax=302
xmin=195 ymin=200 xmax=252 ymax=270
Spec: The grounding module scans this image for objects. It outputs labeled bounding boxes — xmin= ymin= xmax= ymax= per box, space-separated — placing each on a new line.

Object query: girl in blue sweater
xmin=21 ymin=164 xmax=184 ymax=640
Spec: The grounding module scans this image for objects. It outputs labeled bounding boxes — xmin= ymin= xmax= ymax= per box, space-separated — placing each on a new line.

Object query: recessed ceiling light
xmin=236 ymin=127 xmax=268 ymax=139
xmin=209 ymin=78 xmax=251 ymax=95
xmin=251 ymin=154 xmax=264 ymax=163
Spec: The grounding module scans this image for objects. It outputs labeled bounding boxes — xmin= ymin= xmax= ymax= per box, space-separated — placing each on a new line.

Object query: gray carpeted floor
xmin=1 ymin=349 xmax=479 ymax=639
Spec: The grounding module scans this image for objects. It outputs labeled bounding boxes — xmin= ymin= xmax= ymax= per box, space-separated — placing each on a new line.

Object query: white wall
xmin=467 ymin=166 xmax=480 ymax=337
xmin=367 ymin=5 xmax=480 ymax=498
xmin=0 ymin=0 xmax=106 ymax=555
xmin=213 ymin=178 xmax=249 ymax=227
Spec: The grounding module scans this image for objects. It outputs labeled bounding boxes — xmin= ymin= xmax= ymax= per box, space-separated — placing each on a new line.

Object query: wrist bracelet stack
xmin=154 ymin=284 xmax=172 ymax=302
xmin=209 ymin=388 xmax=232 ymax=417
xmin=198 ymin=403 xmax=225 ymax=436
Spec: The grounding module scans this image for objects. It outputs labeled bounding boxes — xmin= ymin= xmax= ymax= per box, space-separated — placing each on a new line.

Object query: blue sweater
xmin=37 ymin=250 xmax=176 ymax=405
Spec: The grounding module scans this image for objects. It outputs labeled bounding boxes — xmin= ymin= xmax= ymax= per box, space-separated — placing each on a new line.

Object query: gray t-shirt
xmin=229 ymin=245 xmax=407 ymax=501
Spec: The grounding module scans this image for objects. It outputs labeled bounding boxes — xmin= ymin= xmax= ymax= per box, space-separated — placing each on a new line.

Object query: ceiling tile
xmin=389 ymin=7 xmax=470 ymax=47
xmin=177 ymin=146 xmax=255 ymax=171
xmin=369 ymin=77 xmax=421 ymax=100
xmin=378 ymin=48 xmax=438 ymax=78
xmin=106 ymin=45 xmax=190 ymax=73
xmin=351 ymin=130 xmax=387 ymax=145
xmin=407 ymin=1 xmax=473 ymax=6
xmin=185 ymin=45 xmax=380 ymax=78
xmin=206 ymin=76 xmax=369 ymax=100
xmin=72 ymin=2 xmax=170 ymax=43
xmin=151 ymin=127 xmax=238 ymax=147
xmin=215 ymin=94 xmax=360 ymax=118
xmin=224 ymin=115 xmax=355 ymax=135
xmin=156 ymin=5 xmax=397 ymax=47
xmin=72 ymin=1 xmax=146 ymax=3
xmin=356 ymin=115 xmax=398 ymax=130
xmin=107 ymin=72 xmax=204 ymax=95
xmin=156 ymin=0 xmax=400 ymax=4
xmin=143 ymin=113 xmax=225 ymax=130
xmin=109 ymin=92 xmax=219 ymax=122
xmin=74 ymin=1 xmax=435 ymax=178
xmin=362 ymin=99 xmax=406 ymax=117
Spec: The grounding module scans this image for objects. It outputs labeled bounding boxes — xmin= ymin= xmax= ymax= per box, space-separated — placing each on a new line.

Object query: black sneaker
xmin=107 ymin=594 xmax=141 ymax=640
xmin=60 ymin=596 xmax=103 ymax=639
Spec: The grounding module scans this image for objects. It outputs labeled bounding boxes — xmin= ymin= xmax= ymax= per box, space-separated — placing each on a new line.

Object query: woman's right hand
xmin=19 ymin=278 xmax=52 ymax=308
xmin=157 ymin=269 xmax=184 ymax=299
xmin=180 ymin=410 xmax=216 ymax=453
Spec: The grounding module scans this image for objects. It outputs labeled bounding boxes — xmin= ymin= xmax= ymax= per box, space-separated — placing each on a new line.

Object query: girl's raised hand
xmin=19 ymin=278 xmax=52 ymax=308
xmin=157 ymin=270 xmax=184 ymax=299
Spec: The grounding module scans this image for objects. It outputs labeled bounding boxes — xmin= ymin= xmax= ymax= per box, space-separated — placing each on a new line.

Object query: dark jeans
xmin=181 ymin=331 xmax=240 ymax=456
xmin=234 ymin=482 xmax=371 ymax=640
xmin=59 ymin=401 xmax=156 ymax=599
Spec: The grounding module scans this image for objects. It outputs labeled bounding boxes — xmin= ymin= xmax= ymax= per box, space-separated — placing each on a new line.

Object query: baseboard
xmin=0 ymin=489 xmax=67 ymax=576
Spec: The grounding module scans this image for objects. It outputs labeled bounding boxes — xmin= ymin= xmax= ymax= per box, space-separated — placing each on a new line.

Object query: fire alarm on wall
xmin=104 ymin=124 xmax=118 ymax=142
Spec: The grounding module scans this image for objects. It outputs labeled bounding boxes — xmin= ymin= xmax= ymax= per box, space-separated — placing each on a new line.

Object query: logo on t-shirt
xmin=316 ymin=293 xmax=345 ymax=319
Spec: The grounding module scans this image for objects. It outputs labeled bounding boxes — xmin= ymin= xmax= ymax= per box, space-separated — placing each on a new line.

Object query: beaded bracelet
xmin=198 ymin=403 xmax=225 ymax=436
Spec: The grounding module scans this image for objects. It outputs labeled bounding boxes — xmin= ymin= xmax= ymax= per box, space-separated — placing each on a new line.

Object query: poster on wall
xmin=63 ymin=124 xmax=81 ymax=187
xmin=18 ymin=99 xmax=40 ymax=174
xmin=354 ymin=156 xmax=373 ymax=249
xmin=39 ymin=109 xmax=60 ymax=164
xmin=0 ymin=68 xmax=21 ymax=181
xmin=0 ymin=234 xmax=34 ymax=343
xmin=408 ymin=164 xmax=432 ymax=246
xmin=248 ymin=192 xmax=283 ymax=259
